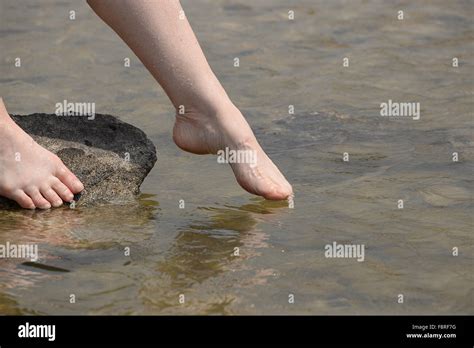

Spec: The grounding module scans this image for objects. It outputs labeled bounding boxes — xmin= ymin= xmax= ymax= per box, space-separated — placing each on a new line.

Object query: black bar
xmin=0 ymin=315 xmax=472 ymax=346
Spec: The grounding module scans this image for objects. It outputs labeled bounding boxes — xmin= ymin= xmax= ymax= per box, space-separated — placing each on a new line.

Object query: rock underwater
xmin=0 ymin=113 xmax=157 ymax=208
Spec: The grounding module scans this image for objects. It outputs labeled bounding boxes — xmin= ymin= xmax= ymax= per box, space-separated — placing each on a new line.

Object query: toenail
xmin=73 ymin=192 xmax=82 ymax=201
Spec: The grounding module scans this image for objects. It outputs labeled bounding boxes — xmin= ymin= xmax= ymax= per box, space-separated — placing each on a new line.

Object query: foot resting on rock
xmin=0 ymin=99 xmax=84 ymax=209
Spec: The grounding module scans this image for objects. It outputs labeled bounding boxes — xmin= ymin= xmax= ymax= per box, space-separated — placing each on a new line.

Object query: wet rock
xmin=0 ymin=113 xmax=157 ymax=208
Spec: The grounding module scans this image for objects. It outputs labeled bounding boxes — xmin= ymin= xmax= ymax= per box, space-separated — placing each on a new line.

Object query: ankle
xmin=176 ymin=95 xmax=236 ymax=119
xmin=0 ymin=117 xmax=34 ymax=151
xmin=0 ymin=109 xmax=14 ymax=125
xmin=0 ymin=118 xmax=15 ymax=138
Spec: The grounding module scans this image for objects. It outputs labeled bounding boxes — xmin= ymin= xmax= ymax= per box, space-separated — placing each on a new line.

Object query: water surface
xmin=0 ymin=0 xmax=472 ymax=314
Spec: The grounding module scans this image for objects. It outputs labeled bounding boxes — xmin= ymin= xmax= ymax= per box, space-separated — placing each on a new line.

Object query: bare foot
xmin=173 ymin=104 xmax=293 ymax=200
xmin=0 ymin=110 xmax=84 ymax=209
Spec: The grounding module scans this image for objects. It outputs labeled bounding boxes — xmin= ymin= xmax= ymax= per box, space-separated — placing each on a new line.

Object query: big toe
xmin=262 ymin=183 xmax=293 ymax=200
xmin=260 ymin=168 xmax=293 ymax=200
xmin=55 ymin=163 xmax=84 ymax=193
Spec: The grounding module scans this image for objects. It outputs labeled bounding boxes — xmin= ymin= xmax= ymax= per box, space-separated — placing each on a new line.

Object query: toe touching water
xmin=172 ymin=105 xmax=293 ymax=200
xmin=0 ymin=0 xmax=291 ymax=210
xmin=88 ymin=0 xmax=292 ymax=201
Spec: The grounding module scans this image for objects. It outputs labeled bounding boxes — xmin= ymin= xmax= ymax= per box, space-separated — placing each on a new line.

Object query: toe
xmin=25 ymin=188 xmax=51 ymax=209
xmin=262 ymin=189 xmax=290 ymax=200
xmin=55 ymin=162 xmax=84 ymax=194
xmin=40 ymin=187 xmax=64 ymax=207
xmin=11 ymin=190 xmax=35 ymax=209
xmin=283 ymin=182 xmax=293 ymax=197
xmin=261 ymin=181 xmax=293 ymax=200
xmin=51 ymin=178 xmax=74 ymax=202
xmin=277 ymin=184 xmax=293 ymax=200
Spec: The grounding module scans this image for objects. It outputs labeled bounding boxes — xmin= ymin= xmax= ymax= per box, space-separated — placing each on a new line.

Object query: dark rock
xmin=0 ymin=113 xmax=157 ymax=208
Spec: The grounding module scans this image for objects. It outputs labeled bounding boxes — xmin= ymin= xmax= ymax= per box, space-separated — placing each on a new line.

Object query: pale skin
xmin=0 ymin=99 xmax=84 ymax=209
xmin=0 ymin=0 xmax=292 ymax=209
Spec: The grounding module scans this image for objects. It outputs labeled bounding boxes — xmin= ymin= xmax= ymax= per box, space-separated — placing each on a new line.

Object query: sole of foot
xmin=172 ymin=104 xmax=293 ymax=201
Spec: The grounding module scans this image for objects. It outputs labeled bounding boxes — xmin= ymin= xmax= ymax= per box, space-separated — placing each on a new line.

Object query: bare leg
xmin=88 ymin=0 xmax=293 ymax=200
xmin=0 ymin=98 xmax=84 ymax=209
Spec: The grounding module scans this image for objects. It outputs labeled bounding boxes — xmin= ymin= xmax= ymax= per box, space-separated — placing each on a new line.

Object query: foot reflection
xmin=145 ymin=198 xmax=288 ymax=313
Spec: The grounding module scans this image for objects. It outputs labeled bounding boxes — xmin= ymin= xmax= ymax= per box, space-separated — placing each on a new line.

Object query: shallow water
xmin=0 ymin=0 xmax=473 ymax=314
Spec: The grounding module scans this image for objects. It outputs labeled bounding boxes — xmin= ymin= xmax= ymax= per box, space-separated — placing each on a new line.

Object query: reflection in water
xmin=0 ymin=195 xmax=158 ymax=301
xmin=159 ymin=199 xmax=286 ymax=286
xmin=0 ymin=194 xmax=158 ymax=247
xmin=0 ymin=292 xmax=22 ymax=315
xmin=0 ymin=194 xmax=289 ymax=314
xmin=142 ymin=199 xmax=288 ymax=314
